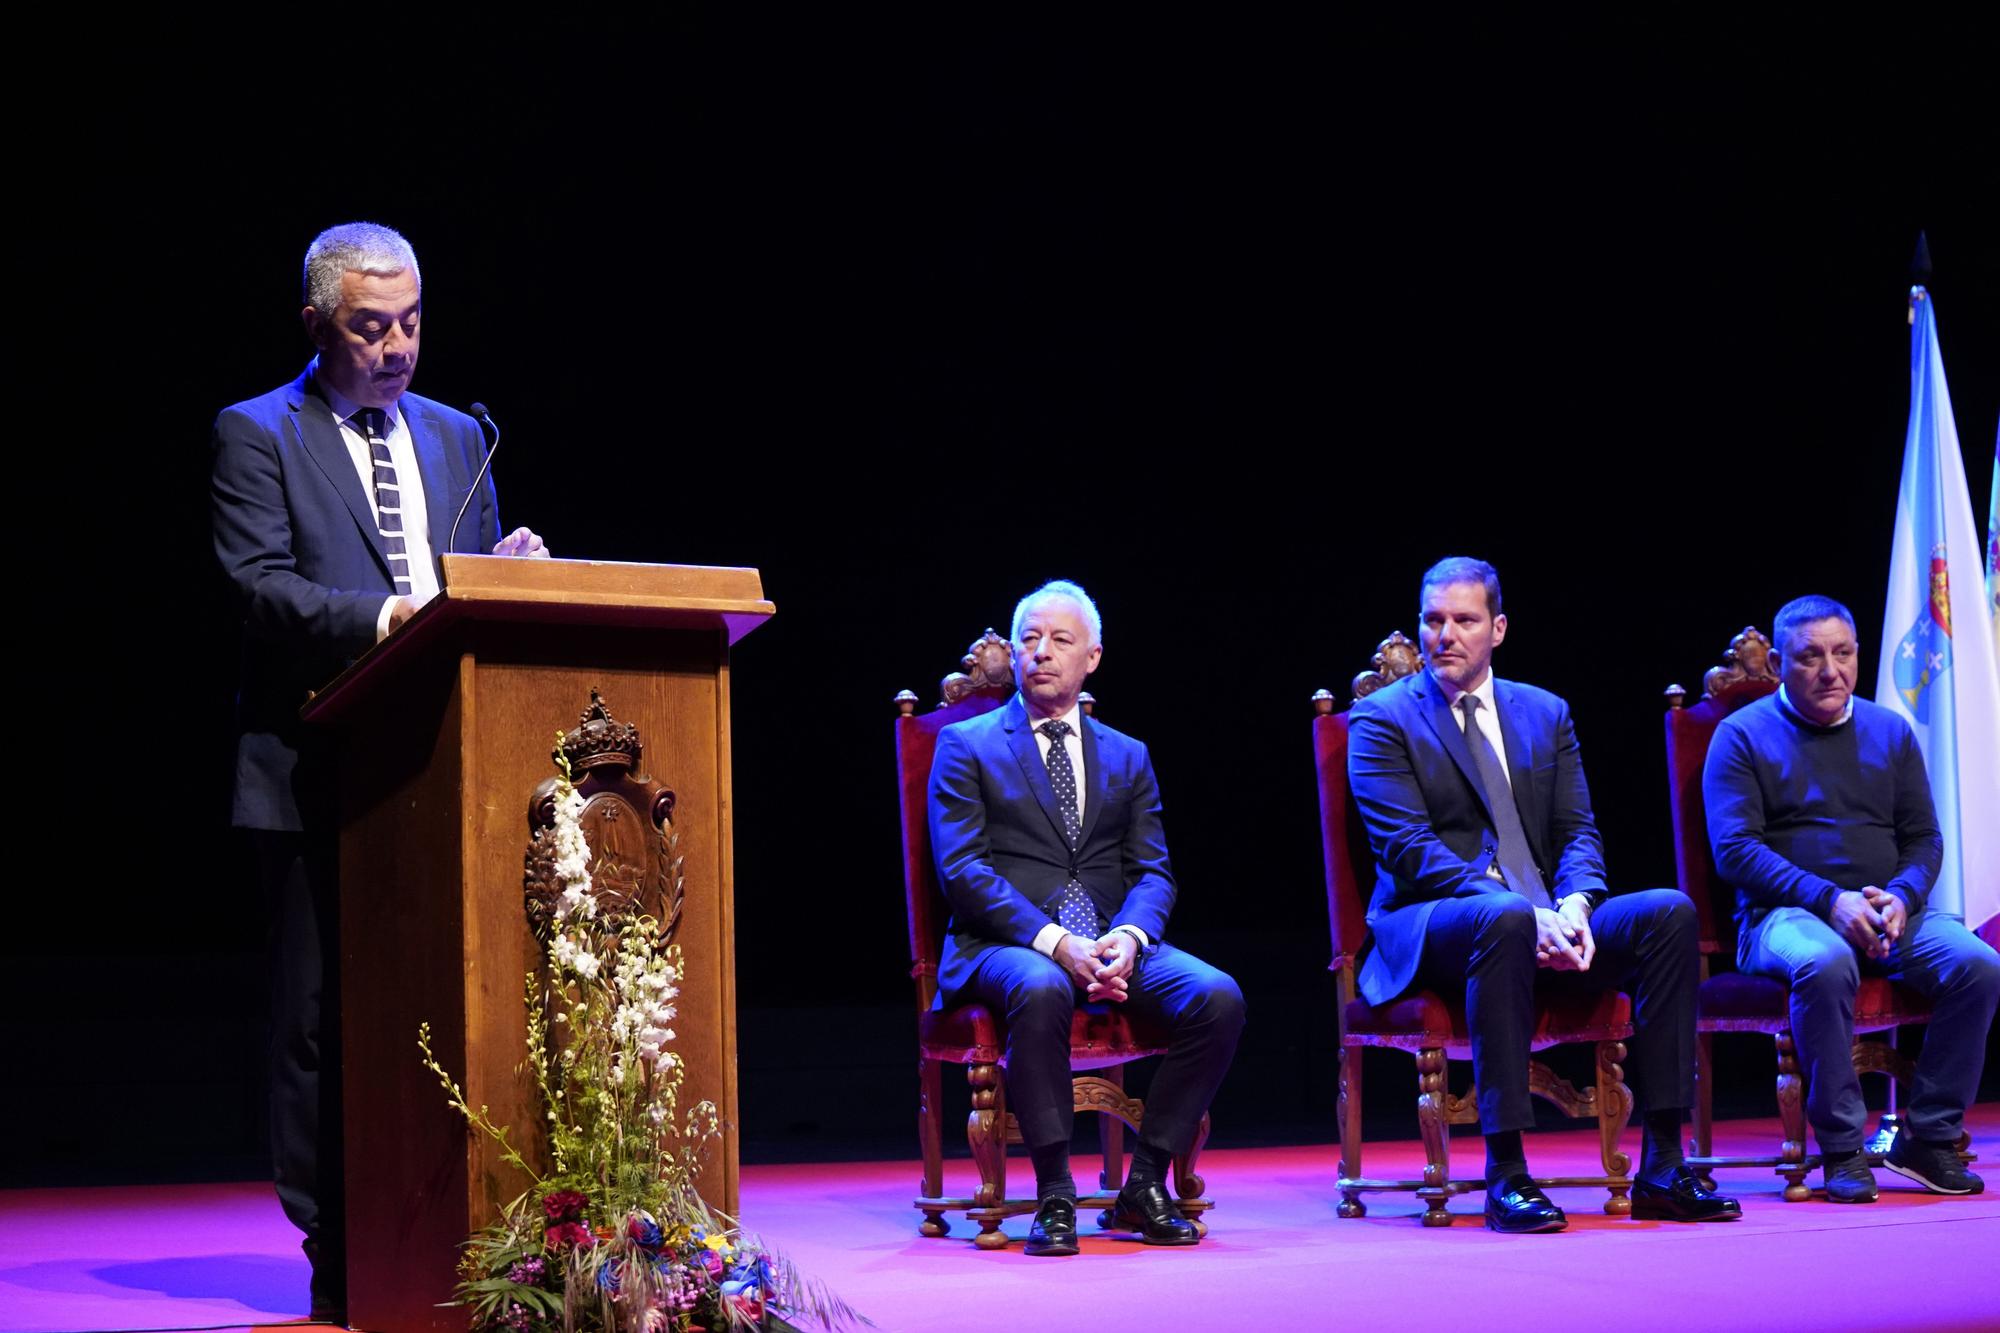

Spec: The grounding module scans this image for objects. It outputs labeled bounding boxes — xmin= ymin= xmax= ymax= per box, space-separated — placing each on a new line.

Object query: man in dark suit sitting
xmin=928 ymin=579 xmax=1245 ymax=1255
xmin=1346 ymin=557 xmax=1738 ymax=1231
xmin=211 ymin=222 xmax=549 ymax=1316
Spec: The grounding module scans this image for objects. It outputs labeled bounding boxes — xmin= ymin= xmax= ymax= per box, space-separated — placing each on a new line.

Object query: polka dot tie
xmin=1039 ymin=720 xmax=1102 ymax=940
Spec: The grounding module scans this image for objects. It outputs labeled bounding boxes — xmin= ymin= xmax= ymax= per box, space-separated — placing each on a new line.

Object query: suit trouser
xmin=1415 ymin=889 xmax=1698 ymax=1136
xmin=1740 ymin=905 xmax=2000 ymax=1154
xmin=253 ymin=829 xmax=343 ymax=1262
xmin=959 ymin=941 xmax=1245 ymax=1154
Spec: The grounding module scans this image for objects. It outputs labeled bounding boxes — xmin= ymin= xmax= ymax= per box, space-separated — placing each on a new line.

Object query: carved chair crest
xmin=1664 ymin=626 xmax=1777 ymax=710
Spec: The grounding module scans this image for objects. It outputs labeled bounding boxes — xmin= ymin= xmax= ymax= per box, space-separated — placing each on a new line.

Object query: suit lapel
xmin=1416 ymin=671 xmax=1496 ymax=824
xmin=1076 ymin=714 xmax=1107 ymax=848
xmin=1002 ymin=697 xmax=1072 ymax=846
xmin=1493 ymin=679 xmax=1543 ymax=855
xmin=402 ymin=399 xmax=461 ymax=572
xmin=287 ymin=372 xmax=392 ymax=581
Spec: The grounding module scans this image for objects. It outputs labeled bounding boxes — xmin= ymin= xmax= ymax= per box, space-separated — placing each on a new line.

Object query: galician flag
xmin=1874 ymin=286 xmax=2000 ymax=929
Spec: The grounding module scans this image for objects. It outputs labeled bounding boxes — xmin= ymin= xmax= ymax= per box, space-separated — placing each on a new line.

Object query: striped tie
xmin=354 ymin=407 xmax=411 ymax=595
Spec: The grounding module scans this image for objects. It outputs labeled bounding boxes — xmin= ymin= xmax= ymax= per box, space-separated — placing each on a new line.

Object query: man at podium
xmin=928 ymin=579 xmax=1245 ymax=1257
xmin=209 ymin=221 xmax=549 ymax=1318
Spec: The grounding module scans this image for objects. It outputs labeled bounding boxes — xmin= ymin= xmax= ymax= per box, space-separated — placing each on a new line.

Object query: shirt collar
xmin=310 ymin=354 xmax=404 ymax=434
xmin=1777 ymin=684 xmax=1854 ymax=728
xmin=1436 ymin=668 xmax=1498 ymax=719
xmin=1026 ymin=699 xmax=1084 ymax=738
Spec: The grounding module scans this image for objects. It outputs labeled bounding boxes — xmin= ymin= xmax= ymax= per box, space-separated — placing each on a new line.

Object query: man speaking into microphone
xmin=210 ymin=221 xmax=549 ymax=1319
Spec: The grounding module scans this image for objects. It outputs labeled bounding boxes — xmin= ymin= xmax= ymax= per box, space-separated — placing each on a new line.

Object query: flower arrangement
xmin=421 ymin=740 xmax=864 ymax=1332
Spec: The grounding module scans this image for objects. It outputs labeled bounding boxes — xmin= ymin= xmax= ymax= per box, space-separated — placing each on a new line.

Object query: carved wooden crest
xmin=524 ymin=690 xmax=684 ymax=941
xmin=1352 ymin=630 xmax=1423 ymax=701
xmin=940 ymin=629 xmax=1015 ymax=706
xmin=1703 ymin=626 xmax=1776 ymax=699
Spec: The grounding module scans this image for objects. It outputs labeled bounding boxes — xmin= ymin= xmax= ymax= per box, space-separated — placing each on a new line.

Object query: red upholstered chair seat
xmin=918 ymin=1004 xmax=1171 ymax=1069
xmin=1343 ymin=988 xmax=1633 ymax=1054
xmin=1695 ymin=971 xmax=1933 ymax=1032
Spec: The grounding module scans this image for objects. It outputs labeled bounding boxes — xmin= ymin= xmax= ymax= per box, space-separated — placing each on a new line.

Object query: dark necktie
xmin=354 ymin=407 xmax=411 ymax=595
xmin=1458 ymin=694 xmax=1550 ymax=906
xmin=1038 ymin=720 xmax=1102 ymax=939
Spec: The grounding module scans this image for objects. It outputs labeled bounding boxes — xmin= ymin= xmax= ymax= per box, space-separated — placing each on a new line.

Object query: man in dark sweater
xmin=1704 ymin=595 xmax=1999 ymax=1203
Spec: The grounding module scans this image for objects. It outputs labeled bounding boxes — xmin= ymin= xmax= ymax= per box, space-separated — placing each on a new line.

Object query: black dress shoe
xmin=302 ymin=1238 xmax=346 ymax=1323
xmin=1024 ymin=1196 xmax=1079 ymax=1256
xmin=1484 ymin=1174 xmax=1567 ymax=1234
xmin=1106 ymin=1179 xmax=1200 ymax=1245
xmin=1630 ymin=1166 xmax=1743 ymax=1222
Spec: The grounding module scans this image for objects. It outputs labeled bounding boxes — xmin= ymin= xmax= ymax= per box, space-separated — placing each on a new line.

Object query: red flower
xmin=544 ymin=1220 xmax=593 ymax=1251
xmin=542 ymin=1190 xmax=589 ymax=1223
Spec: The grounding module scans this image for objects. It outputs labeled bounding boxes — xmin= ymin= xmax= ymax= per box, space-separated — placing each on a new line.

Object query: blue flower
xmin=596 ymin=1260 xmax=622 ymax=1294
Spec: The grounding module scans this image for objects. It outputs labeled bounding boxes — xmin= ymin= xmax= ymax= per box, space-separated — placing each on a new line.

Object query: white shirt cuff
xmin=1032 ymin=922 xmax=1068 ymax=957
xmin=375 ymin=595 xmax=401 ymax=643
xmin=1113 ymin=924 xmax=1150 ymax=948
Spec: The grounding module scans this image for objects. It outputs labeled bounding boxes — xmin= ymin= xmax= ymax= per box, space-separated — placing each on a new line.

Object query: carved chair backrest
xmin=1314 ymin=631 xmax=1425 ymax=977
xmin=1662 ymin=627 xmax=1780 ymax=957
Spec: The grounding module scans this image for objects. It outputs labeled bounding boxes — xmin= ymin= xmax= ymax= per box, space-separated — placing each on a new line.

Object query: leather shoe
xmin=1630 ymin=1166 xmax=1742 ymax=1222
xmin=302 ymin=1238 xmax=346 ymax=1324
xmin=1024 ymin=1196 xmax=1079 ymax=1256
xmin=1484 ymin=1174 xmax=1567 ymax=1233
xmin=1106 ymin=1179 xmax=1200 ymax=1245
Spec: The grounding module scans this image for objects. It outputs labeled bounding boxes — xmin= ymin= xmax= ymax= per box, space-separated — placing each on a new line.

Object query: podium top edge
xmin=440 ymin=554 xmax=769 ymax=605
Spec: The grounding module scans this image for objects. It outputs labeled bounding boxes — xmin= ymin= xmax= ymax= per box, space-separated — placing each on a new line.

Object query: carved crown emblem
xmin=557 ymin=690 xmax=643 ymax=774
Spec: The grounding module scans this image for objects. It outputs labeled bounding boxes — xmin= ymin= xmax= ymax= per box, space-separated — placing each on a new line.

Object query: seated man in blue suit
xmin=1705 ymin=594 xmax=1998 ymax=1203
xmin=211 ymin=222 xmax=549 ymax=1317
xmin=929 ymin=579 xmax=1245 ymax=1255
xmin=1347 ymin=557 xmax=1737 ymax=1232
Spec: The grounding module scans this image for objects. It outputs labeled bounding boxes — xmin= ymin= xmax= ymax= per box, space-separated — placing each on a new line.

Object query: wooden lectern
xmin=302 ymin=556 xmax=773 ymax=1332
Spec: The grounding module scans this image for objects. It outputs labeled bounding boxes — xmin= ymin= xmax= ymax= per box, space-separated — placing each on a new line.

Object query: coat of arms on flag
xmin=1894 ymin=544 xmax=1954 ymax=723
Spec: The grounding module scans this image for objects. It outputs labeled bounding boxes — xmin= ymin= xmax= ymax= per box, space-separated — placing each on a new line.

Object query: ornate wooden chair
xmin=1663 ymin=626 xmax=1961 ymax=1199
xmin=1313 ymin=633 xmax=1636 ymax=1226
xmin=896 ymin=630 xmax=1211 ymax=1249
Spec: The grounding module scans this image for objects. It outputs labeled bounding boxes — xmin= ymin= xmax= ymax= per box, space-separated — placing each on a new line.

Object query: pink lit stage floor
xmin=6 ymin=1108 xmax=1998 ymax=1333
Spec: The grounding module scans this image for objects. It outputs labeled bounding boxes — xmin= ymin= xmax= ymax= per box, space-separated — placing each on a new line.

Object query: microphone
xmin=447 ymin=402 xmax=501 ymax=558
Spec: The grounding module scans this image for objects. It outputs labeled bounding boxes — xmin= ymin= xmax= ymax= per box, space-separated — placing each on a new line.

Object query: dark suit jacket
xmin=211 ymin=365 xmax=501 ymax=831
xmin=1346 ymin=669 xmax=1608 ymax=1005
xmin=927 ymin=695 xmax=1177 ymax=1004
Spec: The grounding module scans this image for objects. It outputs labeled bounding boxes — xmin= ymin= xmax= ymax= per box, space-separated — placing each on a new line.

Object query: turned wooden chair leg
xmin=1097 ymin=1065 xmax=1127 ymax=1193
xmin=1415 ymin=1047 xmax=1453 ymax=1227
xmin=1691 ymin=1031 xmax=1715 ymax=1160
xmin=918 ymin=1057 xmax=949 ymax=1236
xmin=1173 ymin=1112 xmax=1211 ymax=1238
xmin=967 ymin=1062 xmax=1011 ymax=1249
xmin=1596 ymin=1039 xmax=1633 ymax=1215
xmin=1337 ymin=1044 xmax=1366 ymax=1218
xmin=1774 ymin=1029 xmax=1811 ymax=1201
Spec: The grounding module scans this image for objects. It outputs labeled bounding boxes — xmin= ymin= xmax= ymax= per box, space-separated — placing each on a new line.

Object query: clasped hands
xmin=1055 ymin=929 xmax=1139 ymax=1002
xmin=1534 ymin=896 xmax=1596 ymax=971
xmin=1832 ymin=886 xmax=1905 ymax=960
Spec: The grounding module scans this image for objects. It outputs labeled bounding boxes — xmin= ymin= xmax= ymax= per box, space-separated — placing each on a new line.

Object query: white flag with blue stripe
xmin=1873 ymin=287 xmax=2000 ymax=928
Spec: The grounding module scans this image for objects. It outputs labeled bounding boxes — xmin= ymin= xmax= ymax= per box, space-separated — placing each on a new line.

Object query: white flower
xmin=571 ymin=951 xmax=601 ymax=980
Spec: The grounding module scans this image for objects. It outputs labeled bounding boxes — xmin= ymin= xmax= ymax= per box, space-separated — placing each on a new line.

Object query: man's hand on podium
xmin=389 ymin=595 xmax=422 ymax=633
xmin=493 ymin=526 xmax=551 ymax=558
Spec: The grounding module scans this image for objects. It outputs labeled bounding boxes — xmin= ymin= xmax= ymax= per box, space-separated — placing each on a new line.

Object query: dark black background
xmin=14 ymin=14 xmax=1997 ymax=1184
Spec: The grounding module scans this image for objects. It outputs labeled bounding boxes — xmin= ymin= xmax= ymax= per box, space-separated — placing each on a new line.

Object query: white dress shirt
xmin=1438 ymin=670 xmax=1511 ymax=787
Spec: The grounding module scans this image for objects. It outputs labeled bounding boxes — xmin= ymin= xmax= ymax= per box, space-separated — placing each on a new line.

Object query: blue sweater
xmin=1703 ymin=692 xmax=1940 ymax=939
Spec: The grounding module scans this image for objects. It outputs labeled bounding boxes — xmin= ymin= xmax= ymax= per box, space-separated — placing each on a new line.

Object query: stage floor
xmin=5 ymin=1108 xmax=1998 ymax=1333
